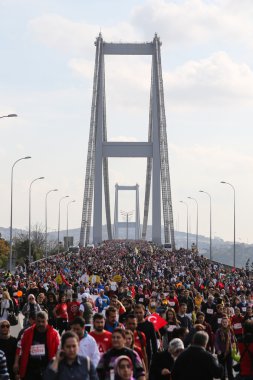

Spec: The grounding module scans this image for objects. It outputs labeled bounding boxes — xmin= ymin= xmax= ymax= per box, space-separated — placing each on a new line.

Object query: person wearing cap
xmin=79 ymin=294 xmax=93 ymax=332
xmin=149 ymin=338 xmax=184 ymax=380
xmin=171 ymin=331 xmax=223 ymax=380
xmin=0 ymin=320 xmax=17 ymax=380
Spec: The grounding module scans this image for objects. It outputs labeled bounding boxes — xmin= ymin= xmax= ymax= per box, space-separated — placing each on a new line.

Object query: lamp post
xmin=58 ymin=196 xmax=69 ymax=254
xmin=180 ymin=201 xmax=189 ymax=250
xmin=188 ymin=196 xmax=199 ymax=251
xmin=0 ymin=114 xmax=17 ymax=119
xmin=9 ymin=156 xmax=31 ymax=271
xmin=120 ymin=210 xmax=134 ymax=240
xmin=199 ymin=190 xmax=212 ymax=260
xmin=220 ymin=181 xmax=236 ymax=268
xmin=29 ymin=177 xmax=45 ymax=262
xmin=45 ymin=189 xmax=58 ymax=258
xmin=67 ymin=200 xmax=76 ymax=250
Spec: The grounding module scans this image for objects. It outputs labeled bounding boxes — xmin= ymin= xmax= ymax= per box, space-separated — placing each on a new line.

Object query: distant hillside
xmin=1 ymin=225 xmax=252 ymax=268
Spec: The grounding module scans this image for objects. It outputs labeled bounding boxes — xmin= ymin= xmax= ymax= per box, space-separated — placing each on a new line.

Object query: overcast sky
xmin=1 ymin=0 xmax=253 ymax=244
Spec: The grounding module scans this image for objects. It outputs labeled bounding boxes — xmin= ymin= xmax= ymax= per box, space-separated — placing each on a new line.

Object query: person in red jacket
xmin=14 ymin=311 xmax=60 ymax=380
xmin=231 ymin=307 xmax=244 ymax=339
xmin=237 ymin=320 xmax=253 ymax=379
xmin=167 ymin=290 xmax=179 ymax=313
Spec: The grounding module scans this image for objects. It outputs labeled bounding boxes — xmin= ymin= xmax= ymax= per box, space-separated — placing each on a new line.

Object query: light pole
xmin=58 ymin=195 xmax=69 ymax=254
xmin=28 ymin=177 xmax=45 ymax=262
xmin=0 ymin=114 xmax=17 ymax=119
xmin=120 ymin=210 xmax=134 ymax=240
xmin=180 ymin=201 xmax=189 ymax=250
xmin=67 ymin=200 xmax=76 ymax=250
xmin=45 ymin=189 xmax=58 ymax=258
xmin=9 ymin=156 xmax=31 ymax=271
xmin=199 ymin=190 xmax=212 ymax=260
xmin=188 ymin=196 xmax=199 ymax=251
xmin=220 ymin=181 xmax=236 ymax=268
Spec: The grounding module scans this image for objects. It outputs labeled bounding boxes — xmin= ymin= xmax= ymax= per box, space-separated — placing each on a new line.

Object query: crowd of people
xmin=0 ymin=239 xmax=252 ymax=379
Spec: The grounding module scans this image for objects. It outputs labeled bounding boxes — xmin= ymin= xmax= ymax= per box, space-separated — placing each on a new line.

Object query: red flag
xmin=145 ymin=313 xmax=167 ymax=331
xmin=60 ymin=272 xmax=70 ymax=287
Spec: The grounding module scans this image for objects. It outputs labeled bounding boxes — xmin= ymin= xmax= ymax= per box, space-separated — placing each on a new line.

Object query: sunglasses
xmin=1 ymin=324 xmax=10 ymax=328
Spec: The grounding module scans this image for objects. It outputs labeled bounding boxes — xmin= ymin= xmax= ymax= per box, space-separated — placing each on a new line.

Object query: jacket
xmin=19 ymin=324 xmax=60 ymax=378
xmin=172 ymin=345 xmax=223 ymax=380
xmin=238 ymin=334 xmax=253 ymax=377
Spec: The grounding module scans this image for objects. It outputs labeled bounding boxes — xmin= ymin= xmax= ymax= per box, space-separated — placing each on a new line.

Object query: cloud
xmin=131 ymin=0 xmax=253 ymax=49
xmin=68 ymin=58 xmax=94 ymax=79
xmin=29 ymin=14 xmax=137 ymax=56
xmin=169 ymin=143 xmax=253 ymax=178
xmin=164 ymin=52 xmax=253 ymax=107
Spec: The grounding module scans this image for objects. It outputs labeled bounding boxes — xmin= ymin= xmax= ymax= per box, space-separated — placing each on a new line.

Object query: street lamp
xmin=188 ymin=196 xmax=199 ymax=251
xmin=120 ymin=210 xmax=134 ymax=240
xmin=45 ymin=189 xmax=58 ymax=258
xmin=220 ymin=181 xmax=236 ymax=268
xmin=180 ymin=201 xmax=189 ymax=250
xmin=0 ymin=114 xmax=18 ymax=119
xmin=28 ymin=177 xmax=45 ymax=262
xmin=9 ymin=156 xmax=31 ymax=271
xmin=66 ymin=200 xmax=76 ymax=250
xmin=199 ymin=190 xmax=212 ymax=260
xmin=58 ymin=195 xmax=69 ymax=254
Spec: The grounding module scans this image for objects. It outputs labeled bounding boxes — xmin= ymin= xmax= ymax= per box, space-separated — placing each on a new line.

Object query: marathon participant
xmin=70 ymin=316 xmax=100 ymax=367
xmin=125 ymin=314 xmax=148 ymax=370
xmin=124 ymin=329 xmax=146 ymax=371
xmin=231 ymin=307 xmax=244 ymax=338
xmin=237 ymin=320 xmax=253 ymax=379
xmin=149 ymin=338 xmax=184 ymax=380
xmin=114 ymin=355 xmax=134 ymax=380
xmin=3 ymin=238 xmax=253 ymax=379
xmin=89 ymin=313 xmax=112 ymax=357
xmin=46 ymin=293 xmax=57 ymax=327
xmin=244 ymin=305 xmax=253 ymax=322
xmin=214 ymin=315 xmax=235 ymax=380
xmin=0 ymin=320 xmax=17 ymax=380
xmin=96 ymin=328 xmax=145 ymax=380
xmin=119 ymin=298 xmax=134 ymax=324
xmin=67 ymin=293 xmax=81 ymax=325
xmin=15 ymin=311 xmax=60 ymax=380
xmin=95 ymin=289 xmax=110 ymax=313
xmin=0 ymin=350 xmax=9 ymax=380
xmin=171 ymin=331 xmax=223 ymax=380
xmin=134 ymin=303 xmax=157 ymax=368
xmin=104 ymin=306 xmax=124 ymax=333
xmin=22 ymin=294 xmax=41 ymax=327
xmin=53 ymin=294 xmax=68 ymax=334
xmin=167 ymin=290 xmax=179 ymax=313
xmin=43 ymin=331 xmax=98 ymax=380
xmin=109 ymin=295 xmax=126 ymax=316
xmin=176 ymin=303 xmax=192 ymax=330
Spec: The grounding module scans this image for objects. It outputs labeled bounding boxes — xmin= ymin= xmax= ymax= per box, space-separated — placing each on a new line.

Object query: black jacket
xmin=149 ymin=350 xmax=174 ymax=380
xmin=171 ymin=345 xmax=223 ymax=380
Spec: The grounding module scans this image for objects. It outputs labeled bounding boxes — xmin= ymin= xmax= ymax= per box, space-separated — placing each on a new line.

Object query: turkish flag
xmin=145 ymin=313 xmax=167 ymax=331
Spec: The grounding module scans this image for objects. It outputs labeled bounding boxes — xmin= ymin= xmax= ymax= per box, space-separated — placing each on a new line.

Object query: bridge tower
xmin=113 ymin=183 xmax=141 ymax=240
xmin=80 ymin=33 xmax=175 ymax=248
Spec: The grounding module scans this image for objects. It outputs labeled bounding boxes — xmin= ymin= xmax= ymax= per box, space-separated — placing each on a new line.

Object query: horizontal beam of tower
xmin=102 ymin=142 xmax=153 ymax=157
xmin=103 ymin=43 xmax=153 ymax=55
xmin=117 ymin=222 xmax=136 ymax=228
xmin=117 ymin=185 xmax=138 ymax=190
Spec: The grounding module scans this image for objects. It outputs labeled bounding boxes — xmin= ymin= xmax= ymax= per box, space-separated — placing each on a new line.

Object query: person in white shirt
xmin=70 ymin=316 xmax=100 ymax=367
